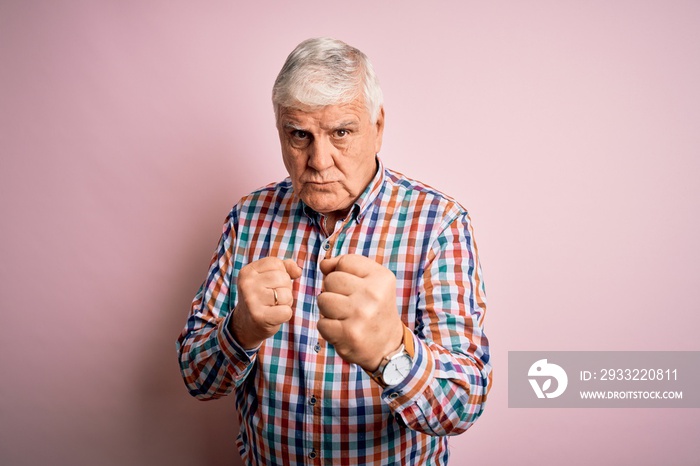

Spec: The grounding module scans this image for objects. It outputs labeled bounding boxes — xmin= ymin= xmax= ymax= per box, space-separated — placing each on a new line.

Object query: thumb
xmin=282 ymin=259 xmax=303 ymax=279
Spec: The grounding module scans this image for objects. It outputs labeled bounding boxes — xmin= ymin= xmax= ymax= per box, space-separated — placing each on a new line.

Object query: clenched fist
xmin=230 ymin=257 xmax=302 ymax=349
xmin=317 ymin=254 xmax=404 ymax=372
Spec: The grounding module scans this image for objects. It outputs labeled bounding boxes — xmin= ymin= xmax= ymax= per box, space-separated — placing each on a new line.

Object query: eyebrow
xmin=282 ymin=120 xmax=360 ymax=132
xmin=329 ymin=120 xmax=359 ymax=130
xmin=282 ymin=122 xmax=305 ymax=131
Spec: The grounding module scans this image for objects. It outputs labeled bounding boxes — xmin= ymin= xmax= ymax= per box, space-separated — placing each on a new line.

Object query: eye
xmin=291 ymin=130 xmax=310 ymax=140
xmin=334 ymin=129 xmax=350 ymax=138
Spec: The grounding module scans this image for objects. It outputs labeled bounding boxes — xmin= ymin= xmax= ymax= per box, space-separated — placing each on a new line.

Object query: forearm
xmin=176 ymin=209 xmax=256 ymax=399
xmin=177 ymin=310 xmax=256 ymax=399
xmin=385 ymin=209 xmax=490 ymax=435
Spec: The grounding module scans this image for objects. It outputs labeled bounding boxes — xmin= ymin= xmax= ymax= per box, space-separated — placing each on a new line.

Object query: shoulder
xmin=382 ymin=167 xmax=467 ymax=220
xmin=228 ymin=178 xmax=295 ymax=221
xmin=237 ymin=178 xmax=294 ymax=208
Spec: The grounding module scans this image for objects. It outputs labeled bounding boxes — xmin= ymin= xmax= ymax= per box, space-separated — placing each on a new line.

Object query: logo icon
xmin=528 ymin=359 xmax=568 ymax=399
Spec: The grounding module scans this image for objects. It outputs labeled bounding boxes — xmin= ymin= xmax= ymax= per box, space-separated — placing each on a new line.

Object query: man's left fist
xmin=317 ymin=254 xmax=404 ymax=372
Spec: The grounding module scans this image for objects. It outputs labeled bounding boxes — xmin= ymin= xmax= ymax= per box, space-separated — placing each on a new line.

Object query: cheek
xmin=281 ymin=152 xmax=293 ymax=174
xmin=282 ymin=151 xmax=305 ymax=179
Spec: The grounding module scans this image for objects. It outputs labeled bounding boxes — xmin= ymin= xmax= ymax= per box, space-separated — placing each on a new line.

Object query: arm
xmin=176 ymin=210 xmax=256 ymax=400
xmin=385 ymin=210 xmax=491 ymax=436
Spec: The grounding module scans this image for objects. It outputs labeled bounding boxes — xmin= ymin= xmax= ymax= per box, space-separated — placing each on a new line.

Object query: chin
xmin=301 ymin=195 xmax=344 ymax=214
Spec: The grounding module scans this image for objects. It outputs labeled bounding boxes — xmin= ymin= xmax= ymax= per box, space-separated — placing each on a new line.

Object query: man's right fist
xmin=229 ymin=257 xmax=302 ymax=349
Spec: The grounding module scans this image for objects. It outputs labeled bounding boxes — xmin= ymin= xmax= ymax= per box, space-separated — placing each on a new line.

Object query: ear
xmin=374 ymin=106 xmax=385 ymax=154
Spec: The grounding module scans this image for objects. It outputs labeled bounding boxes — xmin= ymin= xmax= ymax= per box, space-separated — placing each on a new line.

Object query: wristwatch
xmin=370 ymin=325 xmax=416 ymax=387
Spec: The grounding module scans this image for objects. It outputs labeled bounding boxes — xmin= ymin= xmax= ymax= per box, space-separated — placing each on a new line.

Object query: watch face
xmin=382 ymin=354 xmax=413 ymax=386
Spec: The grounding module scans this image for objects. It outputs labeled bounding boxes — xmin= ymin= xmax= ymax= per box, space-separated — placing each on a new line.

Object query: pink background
xmin=1 ymin=1 xmax=699 ymax=464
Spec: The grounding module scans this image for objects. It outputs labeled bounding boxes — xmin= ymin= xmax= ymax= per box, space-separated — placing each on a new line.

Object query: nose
xmin=307 ymin=136 xmax=335 ymax=171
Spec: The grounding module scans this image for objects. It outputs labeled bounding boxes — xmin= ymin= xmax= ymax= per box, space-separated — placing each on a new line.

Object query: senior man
xmin=177 ymin=37 xmax=491 ymax=465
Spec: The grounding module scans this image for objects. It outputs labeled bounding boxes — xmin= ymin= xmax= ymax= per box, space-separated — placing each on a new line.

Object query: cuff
xmin=217 ymin=311 xmax=259 ymax=382
xmin=381 ymin=330 xmax=435 ymax=413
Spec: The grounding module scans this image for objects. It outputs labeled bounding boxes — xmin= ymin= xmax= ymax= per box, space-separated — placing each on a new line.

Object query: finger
xmin=282 ymin=259 xmax=303 ymax=279
xmin=317 ymin=292 xmax=351 ymax=320
xmin=269 ymin=287 xmax=293 ymax=306
xmin=264 ymin=305 xmax=293 ymax=326
xmin=258 ymin=269 xmax=295 ymax=289
xmin=321 ymin=254 xmax=374 ymax=278
xmin=249 ymin=256 xmax=288 ymax=273
xmin=322 ymin=271 xmax=362 ymax=296
xmin=316 ymin=315 xmax=344 ymax=344
xmin=319 ymin=256 xmax=341 ymax=275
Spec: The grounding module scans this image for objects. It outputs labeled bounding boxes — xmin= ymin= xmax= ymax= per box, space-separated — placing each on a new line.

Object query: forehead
xmin=278 ymin=98 xmax=369 ymax=128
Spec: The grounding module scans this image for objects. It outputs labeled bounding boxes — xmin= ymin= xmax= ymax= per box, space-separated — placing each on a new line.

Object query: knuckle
xmin=379 ymin=265 xmax=395 ymax=280
xmin=279 ymin=306 xmax=293 ymax=322
xmin=365 ymin=286 xmax=382 ymax=302
xmin=266 ymin=307 xmax=290 ymax=326
xmin=322 ymin=273 xmax=337 ymax=289
xmin=238 ymin=265 xmax=253 ymax=279
xmin=267 ymin=256 xmax=284 ymax=269
xmin=345 ymin=327 xmax=363 ymax=349
xmin=274 ymin=269 xmax=291 ymax=281
xmin=316 ymin=318 xmax=331 ymax=338
xmin=316 ymin=294 xmax=330 ymax=312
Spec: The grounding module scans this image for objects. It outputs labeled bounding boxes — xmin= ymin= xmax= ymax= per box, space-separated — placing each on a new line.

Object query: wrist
xmin=367 ymin=324 xmax=405 ymax=372
xmin=229 ymin=307 xmax=263 ymax=350
xmin=367 ymin=325 xmax=415 ymax=387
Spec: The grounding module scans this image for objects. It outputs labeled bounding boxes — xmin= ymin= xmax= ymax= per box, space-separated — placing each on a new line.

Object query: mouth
xmin=304 ymin=180 xmax=336 ymax=185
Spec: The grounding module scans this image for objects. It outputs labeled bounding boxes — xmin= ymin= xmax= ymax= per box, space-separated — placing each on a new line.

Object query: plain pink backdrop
xmin=1 ymin=1 xmax=699 ymax=465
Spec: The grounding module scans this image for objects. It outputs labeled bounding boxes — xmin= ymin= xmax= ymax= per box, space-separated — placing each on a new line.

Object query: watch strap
xmin=401 ymin=324 xmax=415 ymax=359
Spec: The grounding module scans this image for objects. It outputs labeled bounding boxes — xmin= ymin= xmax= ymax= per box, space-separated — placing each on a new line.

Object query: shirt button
xmin=389 ymin=392 xmax=400 ymax=399
xmin=309 ymin=395 xmax=317 ymax=405
xmin=322 ymin=242 xmax=330 ymax=251
xmin=309 ymin=450 xmax=317 ymax=459
xmin=314 ymin=343 xmax=321 ymax=353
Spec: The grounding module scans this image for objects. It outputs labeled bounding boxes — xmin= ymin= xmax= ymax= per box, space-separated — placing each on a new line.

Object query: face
xmin=277 ymin=97 xmax=385 ymax=222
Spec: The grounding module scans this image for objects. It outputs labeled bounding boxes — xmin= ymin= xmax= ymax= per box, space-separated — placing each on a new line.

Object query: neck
xmin=323 ymin=210 xmax=348 ymax=235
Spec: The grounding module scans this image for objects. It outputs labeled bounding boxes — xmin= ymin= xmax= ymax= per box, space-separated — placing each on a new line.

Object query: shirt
xmin=177 ymin=158 xmax=491 ymax=465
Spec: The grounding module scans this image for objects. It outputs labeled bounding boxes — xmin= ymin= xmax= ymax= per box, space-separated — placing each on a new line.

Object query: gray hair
xmin=272 ymin=37 xmax=384 ymax=123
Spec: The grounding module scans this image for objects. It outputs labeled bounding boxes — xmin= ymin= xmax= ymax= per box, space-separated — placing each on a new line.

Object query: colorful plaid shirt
xmin=177 ymin=158 xmax=491 ymax=465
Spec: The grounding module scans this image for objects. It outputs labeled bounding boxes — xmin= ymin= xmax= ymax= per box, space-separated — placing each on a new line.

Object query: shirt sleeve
xmin=380 ymin=210 xmax=492 ymax=436
xmin=176 ymin=209 xmax=256 ymax=400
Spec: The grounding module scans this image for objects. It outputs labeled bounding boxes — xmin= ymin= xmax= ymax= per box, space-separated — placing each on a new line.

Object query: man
xmin=177 ymin=37 xmax=491 ymax=465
